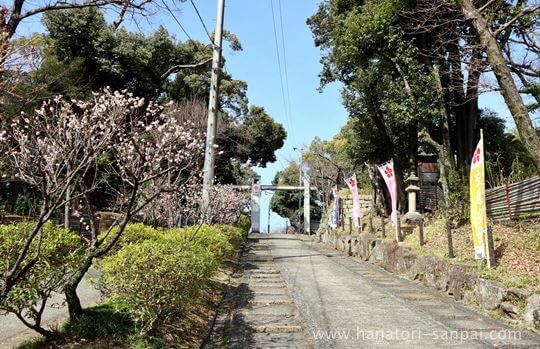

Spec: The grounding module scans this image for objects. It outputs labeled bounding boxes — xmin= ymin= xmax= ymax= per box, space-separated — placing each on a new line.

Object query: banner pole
xmin=480 ymin=129 xmax=493 ymax=268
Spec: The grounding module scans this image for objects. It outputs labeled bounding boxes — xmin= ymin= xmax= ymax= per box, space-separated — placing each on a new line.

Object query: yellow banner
xmin=470 ymin=134 xmax=487 ymax=259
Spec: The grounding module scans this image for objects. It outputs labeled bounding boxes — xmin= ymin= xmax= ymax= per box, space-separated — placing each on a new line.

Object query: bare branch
xmin=161 ymin=58 xmax=212 ymax=79
xmin=478 ymin=0 xmax=499 ymax=13
xmin=495 ymin=4 xmax=540 ymax=36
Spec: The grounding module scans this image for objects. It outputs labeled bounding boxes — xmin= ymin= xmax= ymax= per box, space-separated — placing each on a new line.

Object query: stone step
xmin=245 ymin=264 xmax=278 ymax=269
xmin=249 ymin=281 xmax=287 ymax=287
xmin=249 ymin=294 xmax=294 ymax=305
xmin=252 ymin=325 xmax=303 ymax=333
xmin=249 ymin=275 xmax=283 ymax=280
xmin=249 ymin=280 xmax=285 ymax=286
xmin=249 ymin=269 xmax=280 ymax=274
xmin=249 ymin=291 xmax=289 ymax=298
xmin=246 ymin=256 xmax=274 ymax=260
xmin=243 ymin=314 xmax=301 ymax=327
xmin=245 ymin=303 xmax=298 ymax=316
xmin=249 ymin=332 xmax=313 ymax=349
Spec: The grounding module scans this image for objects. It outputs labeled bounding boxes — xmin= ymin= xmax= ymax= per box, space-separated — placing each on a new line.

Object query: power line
xmin=161 ymin=0 xmax=194 ymax=42
xmin=161 ymin=0 xmax=214 ymax=78
xmin=277 ymin=0 xmax=294 ymax=137
xmin=270 ymin=0 xmax=293 ymax=134
xmin=187 ymin=0 xmax=232 ymax=99
xmin=189 ymin=0 xmax=213 ymax=44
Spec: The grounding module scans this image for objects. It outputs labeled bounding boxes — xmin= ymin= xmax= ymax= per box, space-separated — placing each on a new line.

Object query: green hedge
xmin=0 ymin=222 xmax=86 ymax=319
xmin=99 ymin=223 xmax=246 ymax=334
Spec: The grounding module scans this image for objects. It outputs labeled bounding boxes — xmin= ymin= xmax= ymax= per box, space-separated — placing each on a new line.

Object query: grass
xmin=16 ymin=266 xmax=233 ymax=349
xmin=17 ymin=302 xmax=137 ymax=349
xmin=322 ymin=211 xmax=539 ymax=292
xmin=16 ymin=301 xmax=167 ymax=349
xmin=400 ymin=216 xmax=540 ymax=292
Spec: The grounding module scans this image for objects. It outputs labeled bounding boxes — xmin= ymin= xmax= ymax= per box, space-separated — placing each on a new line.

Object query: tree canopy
xmin=307 ymin=0 xmax=539 ymax=220
xmin=1 ymin=7 xmax=285 ymax=186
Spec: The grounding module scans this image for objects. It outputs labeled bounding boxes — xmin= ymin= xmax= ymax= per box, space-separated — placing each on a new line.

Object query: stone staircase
xmin=205 ymin=235 xmax=314 ymax=349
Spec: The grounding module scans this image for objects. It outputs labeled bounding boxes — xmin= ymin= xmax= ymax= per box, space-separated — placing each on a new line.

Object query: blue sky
xmin=16 ymin=0 xmax=535 ymax=231
xmin=153 ymin=0 xmax=350 ymax=231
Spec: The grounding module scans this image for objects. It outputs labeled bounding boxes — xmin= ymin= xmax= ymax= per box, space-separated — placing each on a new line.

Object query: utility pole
xmin=202 ymin=0 xmax=226 ymax=217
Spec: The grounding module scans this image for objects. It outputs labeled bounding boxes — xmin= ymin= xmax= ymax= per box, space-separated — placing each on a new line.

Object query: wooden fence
xmin=419 ymin=185 xmax=445 ymax=212
xmin=0 ymin=211 xmax=122 ymax=237
xmin=486 ymin=176 xmax=540 ymax=221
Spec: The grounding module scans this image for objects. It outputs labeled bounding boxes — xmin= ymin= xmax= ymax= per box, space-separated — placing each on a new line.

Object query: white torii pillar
xmin=251 ymin=180 xmax=261 ymax=233
xmin=241 ymin=180 xmax=315 ymax=235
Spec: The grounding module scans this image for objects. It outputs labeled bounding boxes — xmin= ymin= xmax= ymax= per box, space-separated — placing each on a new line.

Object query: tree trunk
xmin=393 ymin=61 xmax=419 ymax=177
xmin=64 ymin=255 xmax=94 ymax=321
xmin=65 ymin=284 xmax=83 ymax=321
xmin=408 ymin=123 xmax=419 ymax=176
xmin=367 ymin=164 xmax=384 ymax=215
xmin=448 ymin=39 xmax=467 ymax=169
xmin=428 ymin=65 xmax=456 ymax=204
xmin=465 ymin=48 xmax=482 ymax=165
xmin=460 ymin=0 xmax=540 ymax=172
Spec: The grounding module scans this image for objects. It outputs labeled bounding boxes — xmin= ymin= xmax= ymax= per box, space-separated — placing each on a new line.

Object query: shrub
xmin=213 ymin=224 xmax=246 ymax=250
xmin=114 ymin=223 xmax=162 ymax=247
xmin=236 ymin=214 xmax=251 ymax=234
xmin=98 ymin=223 xmax=247 ymax=335
xmin=0 ymin=222 xmax=86 ymax=333
xmin=99 ymin=237 xmax=217 ymax=334
xmin=172 ymin=225 xmax=234 ymax=260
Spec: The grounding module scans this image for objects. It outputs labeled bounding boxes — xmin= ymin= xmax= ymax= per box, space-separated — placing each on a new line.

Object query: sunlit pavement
xmin=261 ymin=233 xmax=540 ymax=349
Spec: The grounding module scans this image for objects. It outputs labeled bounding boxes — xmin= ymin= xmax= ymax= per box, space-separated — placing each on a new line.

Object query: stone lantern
xmin=404 ymin=173 xmax=423 ymax=222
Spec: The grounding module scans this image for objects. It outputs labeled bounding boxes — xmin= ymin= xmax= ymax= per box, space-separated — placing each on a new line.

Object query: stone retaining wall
xmin=328 ymin=194 xmax=372 ymax=229
xmin=316 ymin=227 xmax=540 ymax=331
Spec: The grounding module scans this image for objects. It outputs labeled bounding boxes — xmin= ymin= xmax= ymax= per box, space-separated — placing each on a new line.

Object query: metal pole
xmin=201 ymin=0 xmax=226 ymax=217
xmin=396 ymin=214 xmax=402 ymax=242
xmin=340 ymin=198 xmax=344 ymax=227
xmin=299 ymin=160 xmax=302 ymax=231
xmin=267 ymin=204 xmax=271 ymax=234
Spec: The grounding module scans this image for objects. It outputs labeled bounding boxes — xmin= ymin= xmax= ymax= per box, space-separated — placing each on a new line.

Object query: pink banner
xmin=330 ymin=186 xmax=339 ymax=228
xmin=377 ymin=161 xmax=398 ymax=225
xmin=345 ymin=174 xmax=361 ymax=227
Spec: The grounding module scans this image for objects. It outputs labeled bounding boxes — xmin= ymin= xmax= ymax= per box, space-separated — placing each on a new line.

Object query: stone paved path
xmin=209 ymin=234 xmax=540 ymax=349
xmin=0 ymin=273 xmax=101 ymax=349
xmin=206 ymin=235 xmax=315 ymax=348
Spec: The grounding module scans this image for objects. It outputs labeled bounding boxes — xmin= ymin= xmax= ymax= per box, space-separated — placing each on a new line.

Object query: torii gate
xmin=233 ymin=176 xmax=315 ymax=234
